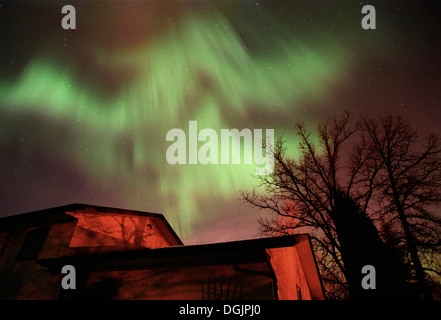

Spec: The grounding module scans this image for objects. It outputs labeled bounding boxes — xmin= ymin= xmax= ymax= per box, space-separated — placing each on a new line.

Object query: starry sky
xmin=0 ymin=1 xmax=440 ymax=244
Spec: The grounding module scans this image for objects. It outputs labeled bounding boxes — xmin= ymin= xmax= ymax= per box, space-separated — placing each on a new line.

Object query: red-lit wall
xmin=266 ymin=246 xmax=312 ymax=300
xmin=67 ymin=212 xmax=171 ymax=249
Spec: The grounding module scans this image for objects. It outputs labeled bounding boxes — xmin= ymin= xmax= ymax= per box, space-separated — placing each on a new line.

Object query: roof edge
xmin=0 ymin=204 xmax=183 ymax=245
xmin=37 ymin=234 xmax=301 ymax=270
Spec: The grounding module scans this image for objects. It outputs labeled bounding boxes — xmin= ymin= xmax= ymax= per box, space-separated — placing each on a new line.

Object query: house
xmin=0 ymin=204 xmax=324 ymax=300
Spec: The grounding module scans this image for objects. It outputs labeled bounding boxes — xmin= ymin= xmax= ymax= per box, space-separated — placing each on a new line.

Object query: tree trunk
xmin=388 ymin=177 xmax=432 ymax=299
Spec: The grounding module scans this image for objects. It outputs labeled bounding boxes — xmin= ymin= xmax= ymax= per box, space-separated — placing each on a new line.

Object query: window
xmin=16 ymin=227 xmax=49 ymax=261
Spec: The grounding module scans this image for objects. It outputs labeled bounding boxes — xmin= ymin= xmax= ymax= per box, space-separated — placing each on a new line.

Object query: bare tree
xmin=358 ymin=115 xmax=441 ymax=299
xmin=241 ymin=112 xmax=441 ymax=299
xmin=241 ymin=112 xmax=369 ymax=298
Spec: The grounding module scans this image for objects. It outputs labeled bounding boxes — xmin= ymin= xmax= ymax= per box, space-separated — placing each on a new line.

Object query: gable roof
xmin=0 ymin=204 xmax=183 ymax=246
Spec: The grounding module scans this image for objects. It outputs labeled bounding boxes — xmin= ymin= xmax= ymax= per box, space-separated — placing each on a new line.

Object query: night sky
xmin=0 ymin=1 xmax=440 ymax=244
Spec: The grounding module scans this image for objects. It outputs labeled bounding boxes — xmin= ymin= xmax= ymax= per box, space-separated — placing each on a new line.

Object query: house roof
xmin=0 ymin=203 xmax=183 ymax=245
xmin=38 ymin=235 xmax=299 ymax=272
xmin=0 ymin=204 xmax=79 ymax=230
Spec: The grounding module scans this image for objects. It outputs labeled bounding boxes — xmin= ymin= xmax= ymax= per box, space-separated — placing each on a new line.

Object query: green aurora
xmin=1 ymin=1 xmax=438 ymax=243
xmin=0 ymin=10 xmax=348 ymax=239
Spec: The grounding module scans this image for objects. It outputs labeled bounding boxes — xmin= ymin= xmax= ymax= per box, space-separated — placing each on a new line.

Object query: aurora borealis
xmin=1 ymin=1 xmax=440 ymax=244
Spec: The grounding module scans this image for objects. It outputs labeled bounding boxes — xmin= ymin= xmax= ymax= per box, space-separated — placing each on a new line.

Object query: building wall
xmin=294 ymin=235 xmax=325 ymax=300
xmin=78 ymin=262 xmax=275 ymax=300
xmin=0 ymin=212 xmax=177 ymax=299
xmin=0 ymin=220 xmax=77 ymax=299
xmin=67 ymin=212 xmax=171 ymax=249
xmin=0 ymin=209 xmax=323 ymax=300
xmin=266 ymin=246 xmax=312 ymax=300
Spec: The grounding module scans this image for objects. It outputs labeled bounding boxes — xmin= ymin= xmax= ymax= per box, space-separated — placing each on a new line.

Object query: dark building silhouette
xmin=0 ymin=204 xmax=324 ymax=300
